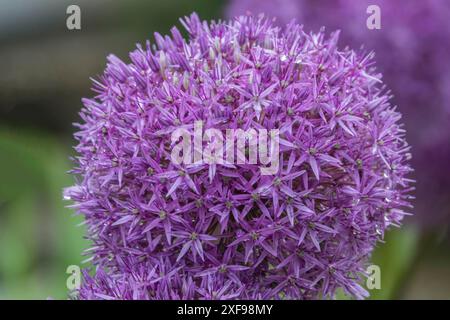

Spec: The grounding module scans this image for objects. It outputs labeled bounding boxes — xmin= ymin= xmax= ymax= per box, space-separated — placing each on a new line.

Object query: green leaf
xmin=368 ymin=225 xmax=419 ymax=299
xmin=0 ymin=127 xmax=87 ymax=299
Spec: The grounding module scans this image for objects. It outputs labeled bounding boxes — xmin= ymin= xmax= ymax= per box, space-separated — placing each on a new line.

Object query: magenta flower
xmin=65 ymin=13 xmax=413 ymax=300
xmin=227 ymin=0 xmax=450 ymax=226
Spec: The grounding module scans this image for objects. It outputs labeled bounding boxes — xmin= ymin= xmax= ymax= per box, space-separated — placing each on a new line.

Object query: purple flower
xmin=227 ymin=0 xmax=450 ymax=226
xmin=65 ymin=13 xmax=412 ymax=300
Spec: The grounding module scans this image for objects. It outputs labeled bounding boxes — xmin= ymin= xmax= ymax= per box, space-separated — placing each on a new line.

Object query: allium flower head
xmin=65 ymin=13 xmax=413 ymax=300
xmin=227 ymin=0 xmax=450 ymax=226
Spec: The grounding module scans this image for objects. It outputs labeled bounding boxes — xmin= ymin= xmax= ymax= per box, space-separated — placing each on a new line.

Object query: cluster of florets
xmin=228 ymin=0 xmax=450 ymax=226
xmin=65 ymin=13 xmax=413 ymax=300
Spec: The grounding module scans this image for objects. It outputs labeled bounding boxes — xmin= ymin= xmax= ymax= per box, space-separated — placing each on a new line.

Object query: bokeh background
xmin=0 ymin=0 xmax=449 ymax=299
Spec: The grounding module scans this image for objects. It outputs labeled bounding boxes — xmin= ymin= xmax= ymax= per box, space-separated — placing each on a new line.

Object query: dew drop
xmin=376 ymin=227 xmax=382 ymax=235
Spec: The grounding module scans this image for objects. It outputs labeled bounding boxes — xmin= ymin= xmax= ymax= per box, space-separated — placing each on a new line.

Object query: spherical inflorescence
xmin=65 ymin=13 xmax=413 ymax=300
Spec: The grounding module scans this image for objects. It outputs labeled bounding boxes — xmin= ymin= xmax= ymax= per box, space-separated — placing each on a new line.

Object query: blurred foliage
xmin=0 ymin=0 xmax=225 ymax=133
xmin=0 ymin=127 xmax=87 ymax=299
xmin=369 ymin=225 xmax=419 ymax=299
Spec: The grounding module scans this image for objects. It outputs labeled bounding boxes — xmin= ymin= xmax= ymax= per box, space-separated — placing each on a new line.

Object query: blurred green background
xmin=0 ymin=0 xmax=449 ymax=299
